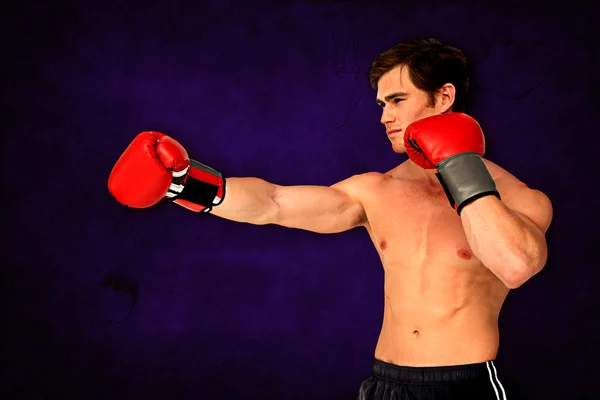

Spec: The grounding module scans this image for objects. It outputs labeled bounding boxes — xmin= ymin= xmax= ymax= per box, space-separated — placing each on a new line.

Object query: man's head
xmin=369 ymin=38 xmax=470 ymax=153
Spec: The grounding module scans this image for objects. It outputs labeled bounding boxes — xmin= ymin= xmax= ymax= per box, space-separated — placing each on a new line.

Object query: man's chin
xmin=391 ymin=144 xmax=407 ymax=154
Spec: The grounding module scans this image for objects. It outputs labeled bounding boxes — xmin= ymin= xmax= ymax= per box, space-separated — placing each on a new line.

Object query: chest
xmin=363 ymin=178 xmax=474 ymax=263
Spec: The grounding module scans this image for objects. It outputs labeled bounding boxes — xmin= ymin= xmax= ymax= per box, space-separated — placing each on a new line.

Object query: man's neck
xmin=405 ymin=159 xmax=439 ymax=185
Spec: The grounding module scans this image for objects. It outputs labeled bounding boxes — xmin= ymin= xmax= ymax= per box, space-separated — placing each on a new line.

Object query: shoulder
xmin=482 ymin=158 xmax=516 ymax=182
xmin=329 ymin=170 xmax=396 ymax=204
xmin=483 ymin=158 xmax=553 ymax=233
xmin=331 ymin=171 xmax=386 ymax=192
xmin=483 ymin=158 xmax=537 ymax=194
xmin=335 ymin=161 xmax=418 ymax=193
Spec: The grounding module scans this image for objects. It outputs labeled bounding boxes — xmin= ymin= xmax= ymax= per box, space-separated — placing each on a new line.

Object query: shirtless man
xmin=107 ymin=38 xmax=553 ymax=399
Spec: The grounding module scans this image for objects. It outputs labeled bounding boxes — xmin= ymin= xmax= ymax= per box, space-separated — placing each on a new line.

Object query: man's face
xmin=376 ymin=65 xmax=443 ymax=154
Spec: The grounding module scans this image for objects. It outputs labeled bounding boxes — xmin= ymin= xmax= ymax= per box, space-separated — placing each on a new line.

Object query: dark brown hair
xmin=369 ymin=38 xmax=470 ymax=112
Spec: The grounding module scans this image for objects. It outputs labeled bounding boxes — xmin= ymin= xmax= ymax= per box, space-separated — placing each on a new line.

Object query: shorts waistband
xmin=372 ymin=358 xmax=493 ymax=384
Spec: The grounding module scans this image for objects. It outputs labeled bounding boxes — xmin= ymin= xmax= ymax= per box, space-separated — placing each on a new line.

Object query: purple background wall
xmin=2 ymin=0 xmax=599 ymax=399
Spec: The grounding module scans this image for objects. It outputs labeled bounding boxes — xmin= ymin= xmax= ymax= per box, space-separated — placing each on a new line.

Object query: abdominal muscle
xmin=374 ymin=257 xmax=507 ymax=367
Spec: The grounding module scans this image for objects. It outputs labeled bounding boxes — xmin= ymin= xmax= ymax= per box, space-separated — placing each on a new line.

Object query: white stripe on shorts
xmin=486 ymin=361 xmax=507 ymax=400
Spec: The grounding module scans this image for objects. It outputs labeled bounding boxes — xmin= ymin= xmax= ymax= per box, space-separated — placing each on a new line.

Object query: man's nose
xmin=380 ymin=108 xmax=394 ymax=125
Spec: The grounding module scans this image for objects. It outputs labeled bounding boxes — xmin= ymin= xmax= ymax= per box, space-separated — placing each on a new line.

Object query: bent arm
xmin=210 ymin=175 xmax=367 ymax=234
xmin=461 ymin=179 xmax=553 ymax=289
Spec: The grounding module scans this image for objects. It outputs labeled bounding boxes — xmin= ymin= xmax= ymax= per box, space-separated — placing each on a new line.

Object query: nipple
xmin=457 ymin=248 xmax=472 ymax=260
xmin=380 ymin=240 xmax=387 ymax=250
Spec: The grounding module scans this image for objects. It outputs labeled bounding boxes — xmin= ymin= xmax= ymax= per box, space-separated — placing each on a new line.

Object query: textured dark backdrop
xmin=2 ymin=0 xmax=599 ymax=399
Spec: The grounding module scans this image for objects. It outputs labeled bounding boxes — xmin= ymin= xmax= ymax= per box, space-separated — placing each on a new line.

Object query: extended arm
xmin=107 ymin=131 xmax=367 ymax=235
xmin=210 ymin=176 xmax=368 ymax=234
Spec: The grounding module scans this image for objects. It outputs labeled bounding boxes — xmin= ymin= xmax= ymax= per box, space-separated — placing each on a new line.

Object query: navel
xmin=457 ymin=248 xmax=472 ymax=260
xmin=413 ymin=330 xmax=420 ymax=337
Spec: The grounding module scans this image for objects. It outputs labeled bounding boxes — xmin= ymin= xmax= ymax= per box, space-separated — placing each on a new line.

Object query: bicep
xmin=501 ymin=181 xmax=553 ymax=234
xmin=273 ymin=176 xmax=367 ymax=234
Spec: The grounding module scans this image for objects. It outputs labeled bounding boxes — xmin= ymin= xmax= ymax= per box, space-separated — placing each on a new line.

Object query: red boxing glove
xmin=404 ymin=112 xmax=486 ymax=168
xmin=108 ymin=131 xmax=225 ymax=213
xmin=404 ymin=113 xmax=500 ymax=214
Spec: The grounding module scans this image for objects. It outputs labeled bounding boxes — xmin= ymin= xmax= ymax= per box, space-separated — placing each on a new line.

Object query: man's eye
xmin=394 ymin=98 xmax=404 ymax=104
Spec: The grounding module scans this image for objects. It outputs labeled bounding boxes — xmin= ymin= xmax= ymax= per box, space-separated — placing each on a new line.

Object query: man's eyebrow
xmin=376 ymin=92 xmax=409 ymax=104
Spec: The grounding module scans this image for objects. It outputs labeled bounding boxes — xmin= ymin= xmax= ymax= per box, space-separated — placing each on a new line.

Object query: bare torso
xmin=360 ymin=159 xmax=511 ymax=367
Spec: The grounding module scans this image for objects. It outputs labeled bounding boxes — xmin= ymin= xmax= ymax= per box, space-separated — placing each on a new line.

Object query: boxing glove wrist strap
xmin=167 ymin=159 xmax=226 ymax=213
xmin=435 ymin=152 xmax=500 ymax=215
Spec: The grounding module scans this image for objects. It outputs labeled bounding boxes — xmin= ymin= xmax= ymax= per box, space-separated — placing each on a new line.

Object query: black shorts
xmin=358 ymin=358 xmax=507 ymax=400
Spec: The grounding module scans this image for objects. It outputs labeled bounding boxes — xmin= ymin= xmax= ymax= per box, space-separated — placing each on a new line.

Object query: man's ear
xmin=439 ymin=83 xmax=456 ymax=113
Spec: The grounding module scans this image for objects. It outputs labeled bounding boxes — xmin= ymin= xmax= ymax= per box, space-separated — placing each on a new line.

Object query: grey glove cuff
xmin=435 ymin=152 xmax=500 ymax=215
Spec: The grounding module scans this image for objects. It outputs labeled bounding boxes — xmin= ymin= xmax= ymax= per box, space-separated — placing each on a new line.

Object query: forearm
xmin=210 ymin=177 xmax=278 ymax=225
xmin=460 ymin=196 xmax=547 ymax=288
